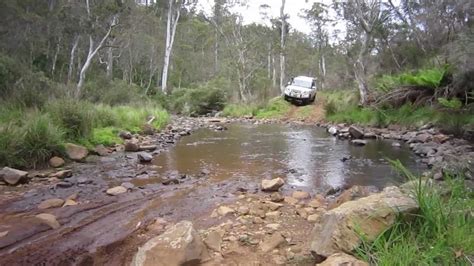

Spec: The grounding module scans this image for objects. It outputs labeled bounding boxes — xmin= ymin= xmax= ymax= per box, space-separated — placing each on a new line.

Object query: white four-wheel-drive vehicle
xmin=283 ymin=76 xmax=317 ymax=104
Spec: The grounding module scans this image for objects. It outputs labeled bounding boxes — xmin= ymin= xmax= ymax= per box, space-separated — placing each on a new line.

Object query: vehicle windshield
xmin=291 ymin=78 xmax=312 ymax=88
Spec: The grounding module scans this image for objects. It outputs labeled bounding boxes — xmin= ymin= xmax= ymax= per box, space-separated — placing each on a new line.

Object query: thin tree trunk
xmin=106 ymin=46 xmax=113 ymax=80
xmin=272 ymin=54 xmax=277 ymax=89
xmin=267 ymin=43 xmax=271 ymax=79
xmin=76 ymin=16 xmax=116 ymax=98
xmin=67 ymin=35 xmax=80 ymax=84
xmin=51 ymin=36 xmax=62 ymax=77
xmin=161 ymin=0 xmax=181 ymax=94
xmin=279 ymin=0 xmax=286 ymax=94
xmin=355 ymin=33 xmax=370 ymax=105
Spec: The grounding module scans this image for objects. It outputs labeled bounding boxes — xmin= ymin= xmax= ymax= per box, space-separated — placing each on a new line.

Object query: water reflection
xmin=153 ymin=123 xmax=424 ymax=193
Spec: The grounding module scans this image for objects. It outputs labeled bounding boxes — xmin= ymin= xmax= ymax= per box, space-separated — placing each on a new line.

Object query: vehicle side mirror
xmin=287 ymin=81 xmax=292 ymax=86
xmin=312 ymin=86 xmax=316 ymax=90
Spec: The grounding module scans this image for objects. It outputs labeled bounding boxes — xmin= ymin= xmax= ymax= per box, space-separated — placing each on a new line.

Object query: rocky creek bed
xmin=0 ymin=116 xmax=472 ymax=265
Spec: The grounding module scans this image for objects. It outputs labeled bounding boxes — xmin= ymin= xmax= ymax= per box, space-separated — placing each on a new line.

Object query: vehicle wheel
xmin=310 ymin=94 xmax=316 ymax=103
xmin=284 ymin=95 xmax=289 ymax=102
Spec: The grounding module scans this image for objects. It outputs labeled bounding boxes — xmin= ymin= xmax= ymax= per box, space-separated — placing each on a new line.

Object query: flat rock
xmin=261 ymin=178 xmax=284 ymax=192
xmin=131 ymin=221 xmax=209 ymax=266
xmin=292 ymin=191 xmax=310 ymax=200
xmin=106 ymin=186 xmax=127 ymax=196
xmin=203 ymin=229 xmax=223 ymax=252
xmin=317 ymin=253 xmax=368 ymax=266
xmin=270 ymin=192 xmax=284 ymax=202
xmin=351 ymin=140 xmax=367 ymax=146
xmin=138 ymin=152 xmax=153 ymax=163
xmin=284 ymin=196 xmax=299 ymax=205
xmin=260 ymin=233 xmax=286 ymax=253
xmin=38 ymin=198 xmax=65 ymax=209
xmin=64 ymin=143 xmax=88 ymax=161
xmin=49 ymin=170 xmax=72 ymax=179
xmin=217 ymin=206 xmax=235 ymax=216
xmin=307 ymin=213 xmax=320 ymax=222
xmin=0 ymin=167 xmax=28 ymax=185
xmin=63 ymin=199 xmax=78 ymax=207
xmin=49 ymin=156 xmax=65 ymax=168
xmin=310 ymin=186 xmax=418 ymax=261
xmin=237 ymin=206 xmax=250 ymax=215
xmin=35 ymin=213 xmax=60 ymax=229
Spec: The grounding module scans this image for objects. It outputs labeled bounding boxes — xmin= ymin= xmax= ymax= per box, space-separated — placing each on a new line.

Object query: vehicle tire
xmin=284 ymin=95 xmax=289 ymax=102
xmin=310 ymin=94 xmax=316 ymax=103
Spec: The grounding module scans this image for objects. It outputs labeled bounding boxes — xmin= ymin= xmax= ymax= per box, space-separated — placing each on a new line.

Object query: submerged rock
xmin=131 ymin=221 xmax=209 ymax=266
xmin=310 ymin=186 xmax=418 ymax=262
xmin=38 ymin=198 xmax=65 ymax=209
xmin=137 ymin=152 xmax=153 ymax=163
xmin=35 ymin=213 xmax=60 ymax=229
xmin=351 ymin=140 xmax=367 ymax=146
xmin=106 ymin=186 xmax=127 ymax=196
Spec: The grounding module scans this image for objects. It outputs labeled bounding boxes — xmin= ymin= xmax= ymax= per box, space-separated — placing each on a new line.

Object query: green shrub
xmin=83 ymin=78 xmax=146 ymax=105
xmin=438 ymin=97 xmax=462 ymax=109
xmin=0 ymin=54 xmax=22 ymax=95
xmin=0 ymin=123 xmax=23 ymax=168
xmin=112 ymin=105 xmax=169 ymax=133
xmin=169 ymin=85 xmax=226 ymax=116
xmin=255 ymin=97 xmax=291 ymax=119
xmin=222 ymin=104 xmax=259 ymax=117
xmin=356 ymin=162 xmax=474 ymax=265
xmin=46 ymin=99 xmax=94 ymax=140
xmin=376 ymin=67 xmax=448 ymax=91
xmin=20 ymin=113 xmax=64 ymax=168
xmin=89 ymin=127 xmax=122 ymax=146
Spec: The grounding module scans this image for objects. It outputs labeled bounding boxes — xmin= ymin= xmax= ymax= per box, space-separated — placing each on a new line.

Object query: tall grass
xmin=255 ymin=97 xmax=291 ymax=119
xmin=356 ymin=161 xmax=474 ymax=265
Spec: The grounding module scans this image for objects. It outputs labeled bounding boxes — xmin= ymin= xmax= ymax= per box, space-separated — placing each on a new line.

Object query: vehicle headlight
xmin=302 ymin=91 xmax=309 ymax=97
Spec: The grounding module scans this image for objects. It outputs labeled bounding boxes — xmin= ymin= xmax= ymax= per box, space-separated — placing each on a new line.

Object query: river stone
xmin=38 ymin=198 xmax=65 ymax=209
xmin=416 ymin=133 xmax=432 ymax=143
xmin=317 ymin=253 xmax=368 ymax=266
xmin=49 ymin=170 xmax=72 ymax=179
xmin=270 ymin=192 xmax=284 ymax=202
xmin=310 ymin=186 xmax=418 ymax=261
xmin=292 ymin=191 xmax=310 ymax=200
xmin=329 ymin=186 xmax=377 ymax=210
xmin=217 ymin=206 xmax=235 ymax=216
xmin=261 ymin=178 xmax=284 ymax=192
xmin=35 ymin=213 xmax=60 ymax=229
xmin=131 ymin=221 xmax=209 ymax=266
xmin=203 ymin=229 xmax=223 ymax=252
xmin=49 ymin=156 xmax=65 ymax=168
xmin=124 ymin=140 xmax=140 ymax=152
xmin=63 ymin=199 xmax=78 ymax=207
xmin=119 ymin=131 xmax=133 ymax=140
xmin=65 ymin=143 xmax=88 ymax=161
xmin=392 ymin=142 xmax=401 ymax=148
xmin=106 ymin=186 xmax=127 ymax=196
xmin=0 ymin=167 xmax=28 ymax=185
xmin=138 ymin=152 xmax=153 ymax=163
xmin=328 ymin=126 xmax=338 ymax=136
xmin=94 ymin=145 xmax=110 ymax=156
xmin=349 ymin=126 xmax=364 ymax=139
xmin=260 ymin=233 xmax=286 ymax=253
xmin=351 ymin=140 xmax=367 ymax=146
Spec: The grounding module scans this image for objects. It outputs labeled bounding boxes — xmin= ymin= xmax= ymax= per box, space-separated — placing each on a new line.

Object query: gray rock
xmin=131 ymin=221 xmax=209 ymax=266
xmin=310 ymin=187 xmax=417 ymax=260
xmin=261 ymin=178 xmax=285 ymax=192
xmin=0 ymin=167 xmax=28 ymax=185
xmin=119 ymin=131 xmax=133 ymax=140
xmin=392 ymin=142 xmax=401 ymax=148
xmin=349 ymin=126 xmax=364 ymax=139
xmin=328 ymin=126 xmax=338 ymax=136
xmin=124 ymin=140 xmax=140 ymax=152
xmin=64 ymin=143 xmax=88 ymax=161
xmin=137 ymin=152 xmax=153 ymax=163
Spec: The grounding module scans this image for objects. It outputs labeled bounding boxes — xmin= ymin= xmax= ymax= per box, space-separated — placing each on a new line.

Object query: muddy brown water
xmin=152 ymin=123 xmax=424 ymax=193
xmin=0 ymin=122 xmax=425 ymax=265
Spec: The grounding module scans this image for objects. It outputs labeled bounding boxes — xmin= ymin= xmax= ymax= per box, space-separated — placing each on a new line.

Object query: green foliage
xmin=169 ymin=85 xmax=226 ymax=116
xmin=377 ymin=67 xmax=447 ymax=91
xmin=356 ymin=162 xmax=474 ymax=265
xmin=0 ymin=54 xmax=22 ymax=95
xmin=438 ymin=97 xmax=462 ymax=109
xmin=222 ymin=104 xmax=259 ymax=117
xmin=89 ymin=127 xmax=122 ymax=146
xmin=0 ymin=124 xmax=24 ymax=168
xmin=255 ymin=97 xmax=291 ymax=119
xmin=83 ymin=78 xmax=146 ymax=106
xmin=45 ymin=99 xmax=94 ymax=140
xmin=20 ymin=112 xmax=64 ymax=168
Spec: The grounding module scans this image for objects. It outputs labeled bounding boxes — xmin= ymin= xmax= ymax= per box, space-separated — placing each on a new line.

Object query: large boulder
xmin=349 ymin=126 xmax=364 ymax=139
xmin=64 ymin=143 xmax=88 ymax=161
xmin=261 ymin=178 xmax=285 ymax=192
xmin=310 ymin=186 xmax=418 ymax=262
xmin=131 ymin=221 xmax=209 ymax=266
xmin=49 ymin=156 xmax=65 ymax=168
xmin=0 ymin=167 xmax=28 ymax=185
